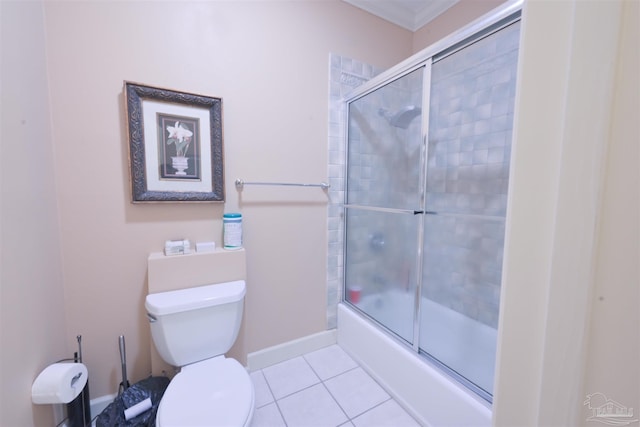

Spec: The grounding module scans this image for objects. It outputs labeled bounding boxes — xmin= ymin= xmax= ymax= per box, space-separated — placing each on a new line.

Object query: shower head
xmin=390 ymin=105 xmax=422 ymax=128
xmin=378 ymin=105 xmax=422 ymax=129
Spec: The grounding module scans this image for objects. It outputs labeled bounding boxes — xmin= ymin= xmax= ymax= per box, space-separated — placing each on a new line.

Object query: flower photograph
xmin=158 ymin=115 xmax=201 ymax=180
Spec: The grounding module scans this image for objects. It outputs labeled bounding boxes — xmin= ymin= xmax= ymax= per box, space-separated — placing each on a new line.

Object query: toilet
xmin=145 ymin=280 xmax=254 ymax=427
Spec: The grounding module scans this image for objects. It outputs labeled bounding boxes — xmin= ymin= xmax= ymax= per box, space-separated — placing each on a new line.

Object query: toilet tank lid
xmin=146 ymin=280 xmax=245 ymax=316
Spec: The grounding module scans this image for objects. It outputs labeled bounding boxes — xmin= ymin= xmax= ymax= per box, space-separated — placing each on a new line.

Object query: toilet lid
xmin=156 ymin=357 xmax=254 ymax=427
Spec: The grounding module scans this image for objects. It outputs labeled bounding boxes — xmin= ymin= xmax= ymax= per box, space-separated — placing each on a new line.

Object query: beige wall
xmin=0 ymin=2 xmax=68 ymax=426
xmin=5 ymin=0 xmax=637 ymax=425
xmin=582 ymin=0 xmax=639 ymax=414
xmin=37 ymin=0 xmax=412 ymax=401
xmin=494 ymin=0 xmax=638 ymax=425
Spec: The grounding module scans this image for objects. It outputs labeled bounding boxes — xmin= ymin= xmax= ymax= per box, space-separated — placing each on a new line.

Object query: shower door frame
xmin=341 ymin=0 xmax=523 ymax=403
xmin=343 ymin=60 xmax=431 ymax=354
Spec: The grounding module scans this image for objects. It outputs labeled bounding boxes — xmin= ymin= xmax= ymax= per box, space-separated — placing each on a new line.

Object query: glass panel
xmin=425 ymin=22 xmax=520 ymax=218
xmin=347 ymin=67 xmax=424 ymax=211
xmin=344 ymin=208 xmax=419 ymax=343
xmin=420 ymin=214 xmax=504 ymax=395
xmin=420 ymin=20 xmax=520 ymax=399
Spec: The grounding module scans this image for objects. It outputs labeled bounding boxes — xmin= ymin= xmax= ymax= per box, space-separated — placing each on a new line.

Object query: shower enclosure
xmin=343 ymin=11 xmax=520 ymax=402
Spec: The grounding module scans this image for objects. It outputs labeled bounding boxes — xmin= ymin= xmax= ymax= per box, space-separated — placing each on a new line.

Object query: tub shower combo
xmin=336 ymin=3 xmax=521 ymax=420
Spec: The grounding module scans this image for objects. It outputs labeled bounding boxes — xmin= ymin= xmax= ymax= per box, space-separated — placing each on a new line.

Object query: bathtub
xmin=337 ymin=291 xmax=494 ymax=426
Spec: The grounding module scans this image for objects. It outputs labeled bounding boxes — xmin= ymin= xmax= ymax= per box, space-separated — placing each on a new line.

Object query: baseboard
xmin=247 ymin=329 xmax=337 ymax=371
xmin=90 ymin=393 xmax=117 ymax=420
xmin=53 ymin=393 xmax=117 ymax=427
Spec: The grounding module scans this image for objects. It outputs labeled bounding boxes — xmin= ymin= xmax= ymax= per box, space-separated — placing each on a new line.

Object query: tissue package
xmin=164 ymin=239 xmax=191 ymax=256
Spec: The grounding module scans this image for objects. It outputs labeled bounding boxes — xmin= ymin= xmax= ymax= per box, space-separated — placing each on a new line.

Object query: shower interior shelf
xmin=235 ymin=179 xmax=330 ymax=190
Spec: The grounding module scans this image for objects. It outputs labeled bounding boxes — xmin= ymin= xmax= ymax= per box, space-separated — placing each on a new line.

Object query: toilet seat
xmin=156 ymin=356 xmax=254 ymax=427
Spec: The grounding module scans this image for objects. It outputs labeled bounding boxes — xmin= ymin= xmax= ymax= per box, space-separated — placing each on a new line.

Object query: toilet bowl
xmin=156 ymin=357 xmax=254 ymax=427
xmin=146 ymin=280 xmax=254 ymax=427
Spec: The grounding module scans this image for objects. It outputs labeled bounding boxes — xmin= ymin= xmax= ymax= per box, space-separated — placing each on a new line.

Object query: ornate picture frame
xmin=124 ymin=82 xmax=224 ymax=202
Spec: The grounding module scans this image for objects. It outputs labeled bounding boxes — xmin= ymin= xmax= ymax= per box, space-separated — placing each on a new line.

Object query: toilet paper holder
xmin=32 ymin=362 xmax=88 ymax=404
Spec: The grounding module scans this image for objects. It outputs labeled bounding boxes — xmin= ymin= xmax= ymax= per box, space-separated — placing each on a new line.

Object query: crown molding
xmin=344 ymin=0 xmax=460 ymax=32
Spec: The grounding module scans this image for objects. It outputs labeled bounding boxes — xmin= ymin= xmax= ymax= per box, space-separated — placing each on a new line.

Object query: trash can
xmin=96 ymin=376 xmax=169 ymax=427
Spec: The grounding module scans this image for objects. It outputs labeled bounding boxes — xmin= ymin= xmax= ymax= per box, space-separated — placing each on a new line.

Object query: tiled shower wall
xmin=327 ymin=20 xmax=519 ymax=331
xmin=423 ymin=21 xmax=520 ymax=328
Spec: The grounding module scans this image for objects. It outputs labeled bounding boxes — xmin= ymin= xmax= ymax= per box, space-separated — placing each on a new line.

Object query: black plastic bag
xmin=96 ymin=376 xmax=170 ymax=427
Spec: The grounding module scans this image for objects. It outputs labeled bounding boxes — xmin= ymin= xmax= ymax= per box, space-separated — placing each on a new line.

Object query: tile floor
xmin=249 ymin=345 xmax=421 ymax=427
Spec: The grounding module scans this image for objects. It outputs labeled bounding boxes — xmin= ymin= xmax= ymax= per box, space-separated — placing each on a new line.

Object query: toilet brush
xmin=118 ymin=335 xmax=130 ymax=395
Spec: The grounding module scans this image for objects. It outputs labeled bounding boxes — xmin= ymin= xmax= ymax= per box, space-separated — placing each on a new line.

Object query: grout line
xmin=320 ymin=364 xmax=360 ymax=382
xmin=300 ymin=352 xmax=323 ymax=381
xmin=319 ymin=380 xmax=350 ymax=424
xmin=256 ymin=368 xmax=288 ymax=426
xmin=254 ymin=345 xmax=419 ymax=427
xmin=272 ymin=380 xmax=322 ymax=401
xmin=321 ymin=366 xmax=395 ymax=424
xmin=273 ymin=398 xmax=288 ymax=427
xmin=301 ymin=353 xmax=360 ymax=383
xmin=252 ymin=370 xmax=274 ymax=409
xmin=347 ymin=396 xmax=394 ymax=423
xmin=301 ymin=348 xmax=394 ymax=424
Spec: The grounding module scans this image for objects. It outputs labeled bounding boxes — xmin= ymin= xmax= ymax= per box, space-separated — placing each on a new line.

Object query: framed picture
xmin=124 ymin=82 xmax=224 ymax=202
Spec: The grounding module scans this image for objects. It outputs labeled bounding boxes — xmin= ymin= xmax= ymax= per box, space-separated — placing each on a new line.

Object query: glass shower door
xmin=344 ymin=67 xmax=425 ymax=344
xmin=342 ymin=10 xmax=520 ymax=403
xmin=419 ymin=20 xmax=520 ymax=399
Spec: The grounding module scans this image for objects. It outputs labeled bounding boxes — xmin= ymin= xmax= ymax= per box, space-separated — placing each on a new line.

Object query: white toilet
xmin=145 ymin=280 xmax=254 ymax=427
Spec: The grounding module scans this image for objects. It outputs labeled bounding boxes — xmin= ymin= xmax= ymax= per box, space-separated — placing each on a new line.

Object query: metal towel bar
xmin=235 ymin=179 xmax=330 ymax=190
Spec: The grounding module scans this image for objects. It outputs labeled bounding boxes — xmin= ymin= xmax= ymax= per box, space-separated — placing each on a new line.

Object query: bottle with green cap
xmin=223 ymin=213 xmax=242 ymax=250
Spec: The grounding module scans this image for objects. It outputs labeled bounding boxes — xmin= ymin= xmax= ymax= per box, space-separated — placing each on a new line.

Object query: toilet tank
xmin=145 ymin=280 xmax=245 ymax=367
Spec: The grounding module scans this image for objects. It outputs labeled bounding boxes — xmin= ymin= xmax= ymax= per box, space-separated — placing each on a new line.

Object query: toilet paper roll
xmin=124 ymin=397 xmax=152 ymax=420
xmin=32 ymin=363 xmax=88 ymax=404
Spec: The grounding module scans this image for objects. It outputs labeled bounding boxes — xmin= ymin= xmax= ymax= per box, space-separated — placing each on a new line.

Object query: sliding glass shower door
xmin=420 ymin=20 xmax=520 ymax=399
xmin=344 ymin=67 xmax=426 ymax=344
xmin=344 ymin=16 xmax=520 ymax=401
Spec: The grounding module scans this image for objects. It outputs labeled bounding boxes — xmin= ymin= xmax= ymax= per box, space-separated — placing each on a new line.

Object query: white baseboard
xmin=247 ymin=329 xmax=336 ymax=371
xmin=90 ymin=393 xmax=117 ymax=420
xmin=53 ymin=393 xmax=117 ymax=427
